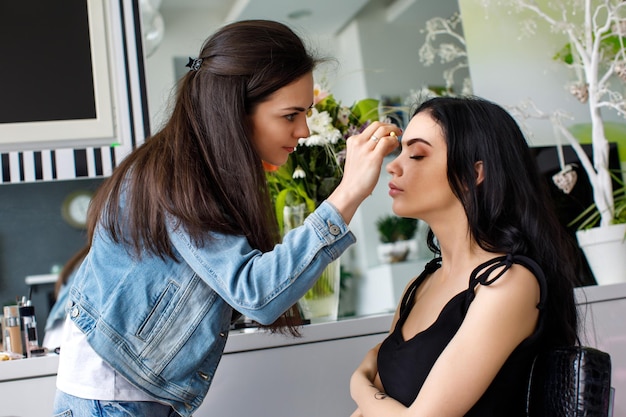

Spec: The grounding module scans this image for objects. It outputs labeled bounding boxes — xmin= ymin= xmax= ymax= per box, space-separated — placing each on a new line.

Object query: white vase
xmin=576 ymin=223 xmax=626 ymax=286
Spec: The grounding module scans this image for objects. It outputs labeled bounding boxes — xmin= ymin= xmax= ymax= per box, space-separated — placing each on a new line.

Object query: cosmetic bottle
xmin=19 ymin=303 xmax=39 ymax=358
xmin=3 ymin=305 xmax=23 ymax=356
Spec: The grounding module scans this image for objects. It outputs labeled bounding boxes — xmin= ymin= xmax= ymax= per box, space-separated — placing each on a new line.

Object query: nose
xmin=295 ymin=116 xmax=310 ymax=139
xmin=386 ymin=156 xmax=400 ymax=176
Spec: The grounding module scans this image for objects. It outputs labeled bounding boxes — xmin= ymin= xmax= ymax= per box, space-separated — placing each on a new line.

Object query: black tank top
xmin=377 ymin=254 xmax=547 ymax=416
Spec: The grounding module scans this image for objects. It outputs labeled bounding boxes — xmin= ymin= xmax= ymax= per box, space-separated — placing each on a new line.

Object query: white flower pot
xmin=576 ymin=223 xmax=626 ymax=286
xmin=377 ymin=240 xmax=415 ymax=263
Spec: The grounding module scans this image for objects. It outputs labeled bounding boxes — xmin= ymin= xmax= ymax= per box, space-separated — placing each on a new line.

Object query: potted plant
xmin=570 ymin=172 xmax=626 ymax=230
xmin=569 ymin=171 xmax=626 ymax=285
xmin=490 ymin=0 xmax=626 ymax=285
xmin=375 ymin=215 xmax=419 ymax=263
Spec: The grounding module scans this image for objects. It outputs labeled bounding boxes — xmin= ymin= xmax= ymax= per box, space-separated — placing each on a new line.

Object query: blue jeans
xmin=53 ymin=390 xmax=180 ymax=417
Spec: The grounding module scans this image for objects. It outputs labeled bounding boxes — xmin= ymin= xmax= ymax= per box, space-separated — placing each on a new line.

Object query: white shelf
xmin=24 ymin=274 xmax=57 ymax=286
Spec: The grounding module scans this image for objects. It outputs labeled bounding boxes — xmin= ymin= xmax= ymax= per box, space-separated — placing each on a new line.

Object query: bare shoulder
xmin=457 ymin=260 xmax=542 ymax=357
xmin=491 ymin=261 xmax=540 ymax=293
xmin=473 ymin=261 xmax=542 ymax=317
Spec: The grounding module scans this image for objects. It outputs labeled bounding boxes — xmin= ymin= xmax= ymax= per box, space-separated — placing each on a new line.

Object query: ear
xmin=474 ymin=161 xmax=485 ymax=185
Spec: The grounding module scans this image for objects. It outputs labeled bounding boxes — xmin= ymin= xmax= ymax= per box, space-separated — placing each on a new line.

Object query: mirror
xmin=145 ymin=0 xmax=468 ymax=130
xmin=0 ymin=1 xmax=469 ymax=340
xmin=143 ymin=0 xmax=469 ymax=318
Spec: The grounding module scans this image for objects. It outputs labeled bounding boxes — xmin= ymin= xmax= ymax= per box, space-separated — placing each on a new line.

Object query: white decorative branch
xmin=482 ymin=0 xmax=626 ymax=227
xmin=419 ymin=12 xmax=472 ymax=95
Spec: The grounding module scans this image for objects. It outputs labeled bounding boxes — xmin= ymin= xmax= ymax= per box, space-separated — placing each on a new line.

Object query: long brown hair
xmin=88 ymin=20 xmax=322 ymax=333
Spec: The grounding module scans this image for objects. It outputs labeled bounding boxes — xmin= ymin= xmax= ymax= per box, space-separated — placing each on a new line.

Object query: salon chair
xmin=526 ymin=346 xmax=613 ymax=417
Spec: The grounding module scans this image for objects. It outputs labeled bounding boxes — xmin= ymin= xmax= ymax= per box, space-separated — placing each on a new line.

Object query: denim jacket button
xmin=70 ymin=307 xmax=80 ymax=318
xmin=328 ymin=224 xmax=341 ymax=236
xmin=198 ymin=371 xmax=209 ymax=380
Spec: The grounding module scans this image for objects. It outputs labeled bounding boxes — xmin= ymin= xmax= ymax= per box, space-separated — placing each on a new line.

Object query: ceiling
xmin=159 ymin=0 xmax=373 ymax=35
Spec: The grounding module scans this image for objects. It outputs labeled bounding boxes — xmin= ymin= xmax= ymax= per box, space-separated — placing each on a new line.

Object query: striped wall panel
xmin=0 ymin=0 xmax=148 ymax=184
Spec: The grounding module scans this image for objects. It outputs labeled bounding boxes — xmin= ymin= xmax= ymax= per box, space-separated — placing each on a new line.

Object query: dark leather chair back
xmin=526 ymin=346 xmax=612 ymax=417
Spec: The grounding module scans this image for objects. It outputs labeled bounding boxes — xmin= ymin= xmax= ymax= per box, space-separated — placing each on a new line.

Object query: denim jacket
xmin=67 ymin=201 xmax=355 ymax=417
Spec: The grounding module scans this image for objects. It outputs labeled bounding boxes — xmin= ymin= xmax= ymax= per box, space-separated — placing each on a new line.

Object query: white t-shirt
xmin=56 ymin=316 xmax=159 ymax=402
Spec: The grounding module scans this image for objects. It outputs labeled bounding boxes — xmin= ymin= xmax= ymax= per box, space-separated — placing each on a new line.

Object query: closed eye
xmin=410 ymin=155 xmax=424 ymax=160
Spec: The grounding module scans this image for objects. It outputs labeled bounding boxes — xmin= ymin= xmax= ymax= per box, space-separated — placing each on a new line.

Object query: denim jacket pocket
xmin=136 ymin=279 xmax=181 ymax=341
xmin=139 ymin=273 xmax=221 ymax=375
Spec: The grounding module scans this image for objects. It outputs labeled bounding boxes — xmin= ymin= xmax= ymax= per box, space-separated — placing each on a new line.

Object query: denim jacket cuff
xmin=306 ymin=201 xmax=356 ymax=259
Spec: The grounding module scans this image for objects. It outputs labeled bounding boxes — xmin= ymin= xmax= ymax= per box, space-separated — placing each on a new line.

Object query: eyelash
xmin=409 ymin=155 xmax=424 ymax=160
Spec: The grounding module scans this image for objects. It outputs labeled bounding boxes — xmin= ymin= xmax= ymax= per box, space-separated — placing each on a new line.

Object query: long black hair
xmin=416 ymin=96 xmax=580 ymax=348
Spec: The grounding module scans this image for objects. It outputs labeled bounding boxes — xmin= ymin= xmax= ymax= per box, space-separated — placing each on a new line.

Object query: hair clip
xmin=186 ymin=57 xmax=203 ymax=71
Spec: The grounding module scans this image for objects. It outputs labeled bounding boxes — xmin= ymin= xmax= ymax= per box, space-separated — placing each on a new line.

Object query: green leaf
xmin=553 ymin=43 xmax=574 ymax=65
xmin=352 ymin=99 xmax=380 ymax=124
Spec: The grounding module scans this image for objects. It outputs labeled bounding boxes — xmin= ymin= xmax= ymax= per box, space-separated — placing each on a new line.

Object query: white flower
xmin=325 ymin=128 xmax=342 ymax=144
xmin=300 ymin=108 xmax=342 ymax=146
xmin=300 ymin=134 xmax=327 ymax=146
xmin=306 ymin=108 xmax=333 ymax=134
xmin=292 ymin=166 xmax=306 ymax=179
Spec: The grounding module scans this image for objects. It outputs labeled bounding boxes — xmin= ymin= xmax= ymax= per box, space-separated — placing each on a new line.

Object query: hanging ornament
xmin=614 ymin=61 xmax=626 ymax=82
xmin=569 ymin=83 xmax=589 ymax=104
xmin=552 ymin=163 xmax=578 ymax=194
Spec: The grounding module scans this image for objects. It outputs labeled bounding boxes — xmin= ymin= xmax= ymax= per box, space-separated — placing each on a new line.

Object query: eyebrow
xmin=283 ymin=103 xmax=314 ymax=112
xmin=404 ymin=137 xmax=432 ymax=147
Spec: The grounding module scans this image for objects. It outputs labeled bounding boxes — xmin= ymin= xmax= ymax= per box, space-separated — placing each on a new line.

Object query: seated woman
xmin=350 ymin=96 xmax=581 ymax=417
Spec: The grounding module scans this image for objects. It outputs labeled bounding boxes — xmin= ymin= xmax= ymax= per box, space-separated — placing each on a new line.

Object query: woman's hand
xmin=327 ymin=122 xmax=400 ymax=223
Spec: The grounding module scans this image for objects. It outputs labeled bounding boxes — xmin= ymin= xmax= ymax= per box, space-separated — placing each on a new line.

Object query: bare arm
xmin=350 ymin=277 xmax=415 ymax=416
xmin=351 ymin=343 xmax=408 ymax=415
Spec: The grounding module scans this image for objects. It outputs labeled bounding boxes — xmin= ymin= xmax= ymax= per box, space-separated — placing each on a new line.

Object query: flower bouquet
xmin=265 ymin=84 xmax=382 ymax=320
